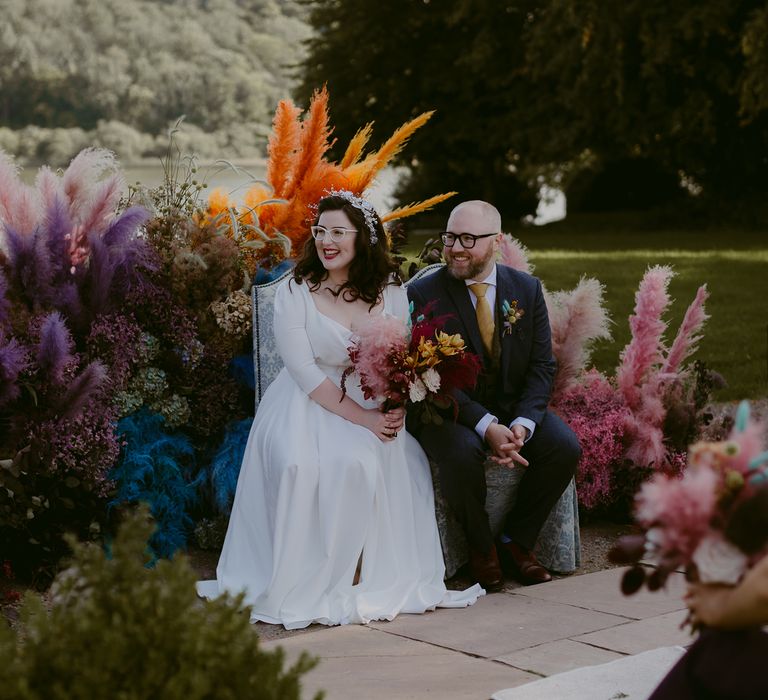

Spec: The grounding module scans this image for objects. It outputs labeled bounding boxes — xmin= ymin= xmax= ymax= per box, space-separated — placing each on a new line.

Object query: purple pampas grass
xmin=0 ymin=268 xmax=10 ymax=331
xmin=36 ymin=311 xmax=74 ymax=385
xmin=3 ymin=226 xmax=57 ymax=306
xmin=43 ymin=196 xmax=75 ymax=272
xmin=59 ymin=360 xmax=108 ymax=420
xmin=0 ymin=337 xmax=29 ymax=407
xmin=101 ymin=206 xmax=151 ymax=247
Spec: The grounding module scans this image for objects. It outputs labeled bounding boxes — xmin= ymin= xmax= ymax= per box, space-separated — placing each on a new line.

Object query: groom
xmin=407 ymin=200 xmax=580 ymax=591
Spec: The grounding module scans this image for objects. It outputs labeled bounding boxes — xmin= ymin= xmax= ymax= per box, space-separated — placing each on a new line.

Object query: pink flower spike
xmin=616 ymin=265 xmax=673 ymax=410
xmin=662 ymin=284 xmax=709 ymax=375
xmin=497 ymin=234 xmax=533 ymax=274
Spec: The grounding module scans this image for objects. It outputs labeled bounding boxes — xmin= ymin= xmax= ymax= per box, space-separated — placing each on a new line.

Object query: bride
xmin=198 ymin=190 xmax=483 ymax=629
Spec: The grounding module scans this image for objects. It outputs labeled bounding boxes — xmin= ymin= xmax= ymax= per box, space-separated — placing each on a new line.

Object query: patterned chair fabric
xmin=251 ymin=264 xmax=581 ymax=578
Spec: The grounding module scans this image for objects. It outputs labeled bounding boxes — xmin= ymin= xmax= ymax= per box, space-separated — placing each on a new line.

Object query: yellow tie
xmin=469 ymin=283 xmax=494 ymax=355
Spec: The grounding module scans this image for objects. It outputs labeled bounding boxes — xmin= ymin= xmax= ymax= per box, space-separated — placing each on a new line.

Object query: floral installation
xmin=200 ymin=86 xmax=456 ymax=271
xmin=609 ymin=401 xmax=768 ymax=611
xmin=494 ymin=234 xmax=718 ymax=516
xmin=341 ymin=305 xmax=481 ymax=424
xmin=501 ymin=298 xmax=525 ymax=336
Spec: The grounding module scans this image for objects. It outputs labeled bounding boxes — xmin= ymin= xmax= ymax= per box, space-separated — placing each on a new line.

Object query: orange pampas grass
xmin=351 ymin=111 xmax=434 ymax=191
xmin=205 ymin=90 xmax=449 ymax=271
xmin=267 ymin=100 xmax=302 ymax=199
xmin=282 ymin=86 xmax=334 ymax=202
xmin=340 ymin=123 xmax=374 ymax=169
xmin=381 ymin=192 xmax=457 ymax=223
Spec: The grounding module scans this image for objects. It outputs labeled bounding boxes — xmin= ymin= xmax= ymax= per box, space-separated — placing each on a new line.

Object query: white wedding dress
xmin=197 ymin=278 xmax=483 ymax=629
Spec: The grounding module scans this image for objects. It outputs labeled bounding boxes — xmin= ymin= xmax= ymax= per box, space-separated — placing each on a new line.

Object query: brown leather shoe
xmin=469 ymin=546 xmax=503 ymax=592
xmin=497 ymin=540 xmax=552 ymax=585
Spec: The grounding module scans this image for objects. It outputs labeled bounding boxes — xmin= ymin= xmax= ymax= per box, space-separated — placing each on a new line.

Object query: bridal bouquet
xmin=610 ymin=401 xmax=768 ymax=597
xmin=342 ymin=306 xmax=481 ymax=423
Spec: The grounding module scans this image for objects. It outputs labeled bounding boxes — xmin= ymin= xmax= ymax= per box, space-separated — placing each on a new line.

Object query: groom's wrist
xmin=476 ymin=413 xmax=498 ymax=441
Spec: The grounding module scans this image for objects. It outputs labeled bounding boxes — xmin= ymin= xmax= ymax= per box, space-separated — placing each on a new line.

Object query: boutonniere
xmin=501 ymin=299 xmax=525 ymax=336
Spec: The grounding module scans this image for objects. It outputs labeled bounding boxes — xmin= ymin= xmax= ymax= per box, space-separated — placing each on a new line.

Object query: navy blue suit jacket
xmin=407 ymin=264 xmax=556 ymax=430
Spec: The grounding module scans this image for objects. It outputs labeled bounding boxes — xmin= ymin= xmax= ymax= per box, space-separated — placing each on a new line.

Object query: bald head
xmin=446 ymin=200 xmax=502 ymax=235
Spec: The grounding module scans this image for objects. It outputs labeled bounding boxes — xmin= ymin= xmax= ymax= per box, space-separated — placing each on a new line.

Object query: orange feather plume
xmin=340 ymin=123 xmax=374 ymax=169
xmin=380 ymin=191 xmax=458 ymax=223
xmin=353 ymin=111 xmax=434 ymax=191
xmin=267 ymin=100 xmax=302 ymax=199
xmin=341 ymin=155 xmax=379 ymax=193
xmin=282 ymin=86 xmax=334 ymax=201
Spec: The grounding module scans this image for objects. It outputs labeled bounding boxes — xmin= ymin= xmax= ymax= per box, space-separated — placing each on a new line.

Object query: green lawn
xmin=406 ymin=224 xmax=768 ymax=401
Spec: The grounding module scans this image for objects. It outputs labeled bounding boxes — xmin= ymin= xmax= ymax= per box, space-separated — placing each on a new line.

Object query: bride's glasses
xmin=311 ymin=225 xmax=357 ymax=242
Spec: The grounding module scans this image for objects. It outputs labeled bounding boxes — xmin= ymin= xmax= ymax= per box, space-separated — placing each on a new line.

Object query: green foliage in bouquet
xmin=0 ymin=506 xmax=322 ymax=700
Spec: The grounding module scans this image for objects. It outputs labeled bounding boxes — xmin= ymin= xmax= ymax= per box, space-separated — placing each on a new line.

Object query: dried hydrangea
xmin=178 ymin=337 xmax=204 ymax=368
xmin=130 ymin=366 xmax=168 ymax=400
xmin=114 ymin=390 xmax=144 ymax=417
xmin=210 ymin=290 xmax=252 ymax=337
xmin=137 ymin=333 xmax=161 ymax=364
xmin=150 ymin=393 xmax=191 ymax=429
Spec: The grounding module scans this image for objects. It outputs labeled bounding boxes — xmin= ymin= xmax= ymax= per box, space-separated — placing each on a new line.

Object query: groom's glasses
xmin=440 ymin=232 xmax=498 ymax=249
xmin=311 ymin=225 xmax=357 ymax=243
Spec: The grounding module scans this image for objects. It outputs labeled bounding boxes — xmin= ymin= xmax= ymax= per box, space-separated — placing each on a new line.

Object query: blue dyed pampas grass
xmin=111 ymin=410 xmax=203 ymax=558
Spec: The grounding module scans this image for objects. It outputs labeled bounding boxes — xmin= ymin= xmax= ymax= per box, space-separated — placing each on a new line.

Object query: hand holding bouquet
xmin=610 ymin=402 xmax=768 ymax=606
xmin=341 ymin=304 xmax=480 ymax=423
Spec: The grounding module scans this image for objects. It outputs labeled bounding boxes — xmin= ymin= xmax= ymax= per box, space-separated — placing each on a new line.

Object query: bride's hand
xmin=363 ymin=408 xmax=402 ymax=442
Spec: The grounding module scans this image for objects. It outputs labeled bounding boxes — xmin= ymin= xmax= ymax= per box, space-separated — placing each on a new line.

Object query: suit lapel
xmin=443 ymin=270 xmax=485 ymax=359
xmin=496 ymin=265 xmax=516 ymax=379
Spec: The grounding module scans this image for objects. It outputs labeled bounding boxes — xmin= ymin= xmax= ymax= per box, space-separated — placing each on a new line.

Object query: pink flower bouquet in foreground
xmin=610 ymin=401 xmax=768 ymax=599
xmin=342 ymin=305 xmax=481 ymax=423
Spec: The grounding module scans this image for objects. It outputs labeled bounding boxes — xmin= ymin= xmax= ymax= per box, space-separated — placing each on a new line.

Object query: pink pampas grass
xmin=0 ymin=151 xmax=42 ymax=235
xmin=616 ymin=265 xmax=673 ymax=410
xmin=661 ymin=284 xmax=709 ymax=375
xmin=61 ymin=148 xmax=124 ymax=233
xmin=498 ymin=234 xmax=533 ymax=274
xmin=546 ymin=277 xmax=612 ymax=402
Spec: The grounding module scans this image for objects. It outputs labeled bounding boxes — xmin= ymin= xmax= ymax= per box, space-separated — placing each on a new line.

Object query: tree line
xmin=1 ymin=0 xmax=309 ymax=163
xmin=297 ymin=0 xmax=768 ymax=220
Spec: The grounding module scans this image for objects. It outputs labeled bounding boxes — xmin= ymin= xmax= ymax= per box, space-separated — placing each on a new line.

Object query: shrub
xmin=0 ymin=506 xmax=321 ymax=700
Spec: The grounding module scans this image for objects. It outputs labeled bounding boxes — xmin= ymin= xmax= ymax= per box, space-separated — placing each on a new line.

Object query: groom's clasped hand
xmin=484 ymin=422 xmax=529 ymax=468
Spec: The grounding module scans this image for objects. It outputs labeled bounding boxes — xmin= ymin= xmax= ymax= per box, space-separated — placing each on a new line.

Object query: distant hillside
xmin=0 ymin=0 xmax=311 ymax=164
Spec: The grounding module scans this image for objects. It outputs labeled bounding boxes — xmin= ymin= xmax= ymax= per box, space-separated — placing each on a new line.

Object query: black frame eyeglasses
xmin=440 ymin=232 xmax=499 ymax=249
xmin=310 ymin=225 xmax=357 ymax=242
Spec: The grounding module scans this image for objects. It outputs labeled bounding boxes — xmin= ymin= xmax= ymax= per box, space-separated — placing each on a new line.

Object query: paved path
xmin=262 ymin=568 xmax=693 ymax=700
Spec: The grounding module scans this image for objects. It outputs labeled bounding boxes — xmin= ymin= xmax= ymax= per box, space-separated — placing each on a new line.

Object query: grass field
xmin=406 ymin=222 xmax=768 ymax=401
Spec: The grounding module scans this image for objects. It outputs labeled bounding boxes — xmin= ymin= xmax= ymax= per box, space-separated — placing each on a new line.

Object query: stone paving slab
xmin=494 ymin=638 xmax=625 ymax=677
xmin=263 ymin=625 xmax=538 ymax=700
xmin=512 ymin=568 xmax=687 ymax=620
xmin=573 ymin=609 xmax=693 ymax=655
xmin=370 ymin=591 xmax=625 ymax=657
xmin=491 ymin=646 xmax=687 ymax=700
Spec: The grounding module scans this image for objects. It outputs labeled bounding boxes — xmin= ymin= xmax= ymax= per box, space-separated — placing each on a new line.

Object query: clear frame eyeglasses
xmin=440 ymin=232 xmax=499 ymax=249
xmin=310 ymin=225 xmax=357 ymax=243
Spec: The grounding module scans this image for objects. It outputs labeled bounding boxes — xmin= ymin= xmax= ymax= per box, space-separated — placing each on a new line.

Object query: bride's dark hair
xmin=293 ymin=194 xmax=400 ymax=305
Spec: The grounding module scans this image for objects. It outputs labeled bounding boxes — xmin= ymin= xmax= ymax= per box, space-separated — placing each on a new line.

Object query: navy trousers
xmin=414 ymin=409 xmax=580 ymax=554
